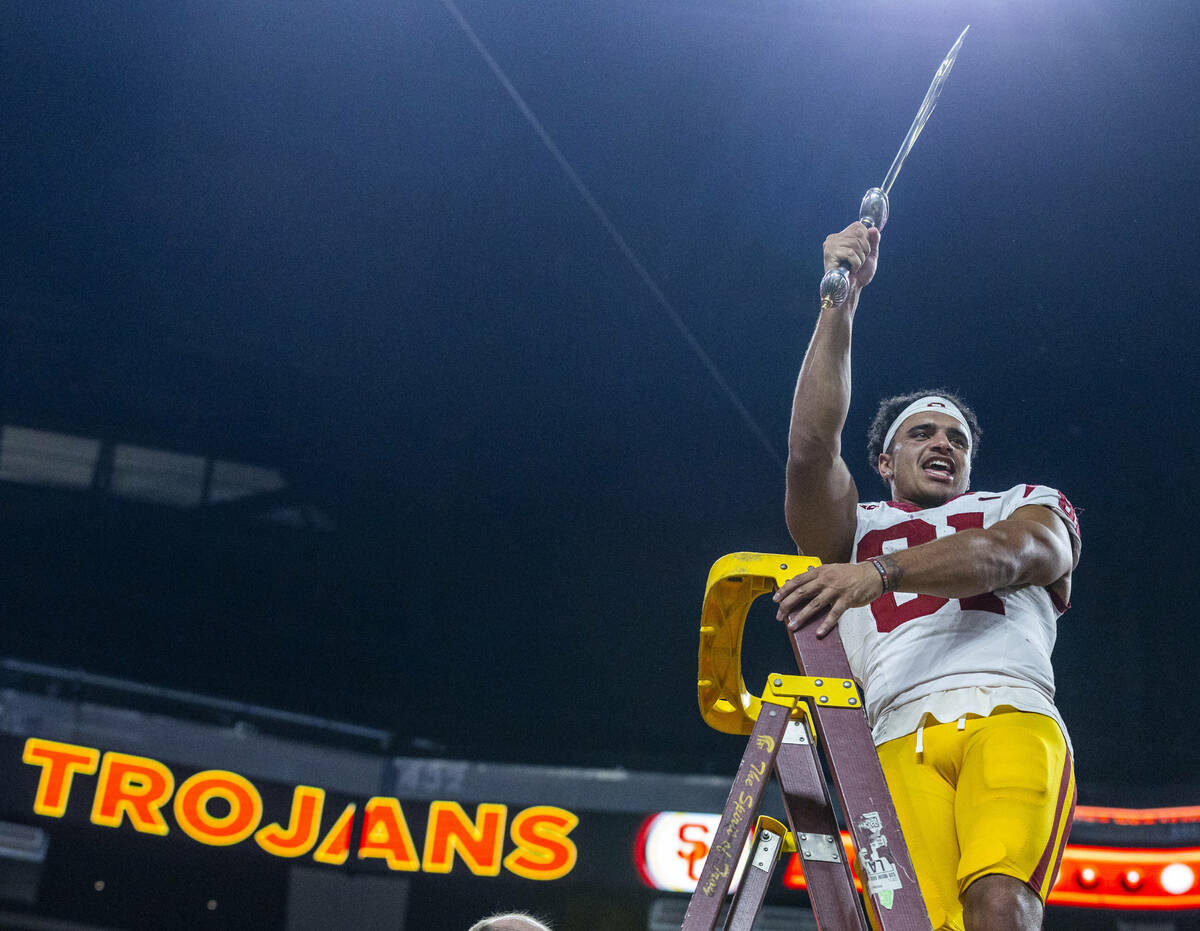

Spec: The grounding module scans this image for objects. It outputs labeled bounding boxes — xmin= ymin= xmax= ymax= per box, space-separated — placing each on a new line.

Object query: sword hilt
xmin=818 ymin=187 xmax=889 ymax=310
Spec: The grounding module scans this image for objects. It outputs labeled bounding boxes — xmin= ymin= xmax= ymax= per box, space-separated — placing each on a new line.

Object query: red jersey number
xmin=857 ymin=514 xmax=1005 ymax=633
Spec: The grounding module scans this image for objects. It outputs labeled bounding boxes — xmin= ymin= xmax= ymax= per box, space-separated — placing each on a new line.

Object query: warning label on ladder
xmin=856 ymin=810 xmax=903 ymax=906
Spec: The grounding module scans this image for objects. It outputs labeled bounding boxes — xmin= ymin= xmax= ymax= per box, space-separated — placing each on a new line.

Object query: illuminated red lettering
xmin=503 ymin=806 xmax=578 ymax=880
xmin=678 ymin=822 xmax=710 ymax=881
xmin=256 ymin=786 xmax=326 ymax=857
xmin=22 ymin=738 xmax=100 ymax=818
xmin=19 ymin=737 xmax=585 ymax=883
xmin=312 ymin=803 xmax=356 ymax=865
xmin=422 ymin=802 xmax=506 ymax=876
xmin=358 ymin=798 xmax=420 ymax=871
xmin=90 ymin=752 xmax=174 ymax=835
xmin=173 ymin=770 xmax=263 ymax=846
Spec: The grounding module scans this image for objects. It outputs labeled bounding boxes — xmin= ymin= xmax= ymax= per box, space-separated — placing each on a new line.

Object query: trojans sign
xmin=20 ymin=738 xmax=577 ymax=880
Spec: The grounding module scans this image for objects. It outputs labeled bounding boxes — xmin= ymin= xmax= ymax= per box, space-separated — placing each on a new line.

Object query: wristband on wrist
xmin=869 ymin=557 xmax=892 ymax=596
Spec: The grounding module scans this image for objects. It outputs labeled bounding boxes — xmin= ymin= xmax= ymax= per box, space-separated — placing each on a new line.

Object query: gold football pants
xmin=876 ymin=709 xmax=1075 ymax=931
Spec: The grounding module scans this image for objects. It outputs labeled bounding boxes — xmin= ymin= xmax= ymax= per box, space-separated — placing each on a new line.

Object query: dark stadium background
xmin=2 ymin=1 xmax=1198 ymax=927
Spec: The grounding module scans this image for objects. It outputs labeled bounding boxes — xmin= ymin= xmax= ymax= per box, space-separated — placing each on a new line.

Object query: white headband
xmin=882 ymin=395 xmax=972 ymax=455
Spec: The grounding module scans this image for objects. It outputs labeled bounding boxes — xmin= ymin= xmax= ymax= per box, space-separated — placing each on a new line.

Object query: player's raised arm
xmin=785 ymin=222 xmax=881 ymax=563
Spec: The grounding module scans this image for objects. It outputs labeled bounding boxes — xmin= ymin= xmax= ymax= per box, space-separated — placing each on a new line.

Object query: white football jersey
xmin=838 ymin=484 xmax=1081 ymax=746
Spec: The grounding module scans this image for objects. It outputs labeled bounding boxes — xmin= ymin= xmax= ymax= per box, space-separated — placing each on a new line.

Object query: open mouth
xmin=922 ymin=458 xmax=955 ymax=482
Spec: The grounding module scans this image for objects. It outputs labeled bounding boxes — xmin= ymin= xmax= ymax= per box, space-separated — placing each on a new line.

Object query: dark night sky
xmin=2 ymin=0 xmax=1198 ymax=796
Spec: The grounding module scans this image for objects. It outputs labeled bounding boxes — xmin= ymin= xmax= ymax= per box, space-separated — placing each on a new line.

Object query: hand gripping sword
xmin=819 ymin=26 xmax=970 ymax=310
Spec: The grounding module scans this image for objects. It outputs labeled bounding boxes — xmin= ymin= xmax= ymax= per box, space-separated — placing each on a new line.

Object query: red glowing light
xmin=637 ymin=813 xmax=1200 ymax=910
xmin=1121 ymin=870 xmax=1143 ymax=890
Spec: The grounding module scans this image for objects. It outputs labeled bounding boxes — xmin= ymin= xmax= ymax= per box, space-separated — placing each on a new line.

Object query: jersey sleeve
xmin=1003 ymin=484 xmax=1082 ymax=555
xmin=854 ymin=501 xmax=888 ymax=535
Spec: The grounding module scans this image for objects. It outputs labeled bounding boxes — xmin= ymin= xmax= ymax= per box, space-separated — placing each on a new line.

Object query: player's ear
xmin=877 ymin=452 xmax=893 ymax=482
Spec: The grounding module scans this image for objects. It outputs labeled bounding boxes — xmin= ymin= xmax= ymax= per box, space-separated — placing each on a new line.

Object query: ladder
xmin=681 ymin=553 xmax=932 ymax=931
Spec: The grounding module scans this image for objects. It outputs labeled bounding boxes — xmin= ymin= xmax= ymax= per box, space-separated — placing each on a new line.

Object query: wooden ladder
xmin=682 ymin=553 xmax=932 ymax=931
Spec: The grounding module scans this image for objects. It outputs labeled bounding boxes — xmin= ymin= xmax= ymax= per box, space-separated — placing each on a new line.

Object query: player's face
xmin=877 ymin=412 xmax=971 ymax=507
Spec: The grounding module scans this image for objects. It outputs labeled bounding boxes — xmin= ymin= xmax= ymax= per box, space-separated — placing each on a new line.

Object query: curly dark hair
xmin=866 ymin=389 xmax=982 ymax=485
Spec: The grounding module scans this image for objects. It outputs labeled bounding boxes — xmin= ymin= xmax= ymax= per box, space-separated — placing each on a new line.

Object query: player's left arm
xmin=775 ymin=503 xmax=1077 ymax=636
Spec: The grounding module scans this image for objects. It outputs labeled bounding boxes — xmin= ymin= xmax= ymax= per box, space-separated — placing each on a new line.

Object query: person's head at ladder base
xmin=468 ymin=912 xmax=553 ymax=931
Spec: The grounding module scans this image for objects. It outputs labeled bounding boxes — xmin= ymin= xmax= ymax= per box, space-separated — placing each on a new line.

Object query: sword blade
xmin=880 ymin=25 xmax=970 ymax=196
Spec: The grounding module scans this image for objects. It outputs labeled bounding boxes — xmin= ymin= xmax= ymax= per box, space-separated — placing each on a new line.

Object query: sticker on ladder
xmin=856 ymin=810 xmax=903 ymax=909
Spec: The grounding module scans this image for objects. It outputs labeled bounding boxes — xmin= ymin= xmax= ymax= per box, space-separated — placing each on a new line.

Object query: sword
xmin=819 ymin=25 xmax=970 ymax=310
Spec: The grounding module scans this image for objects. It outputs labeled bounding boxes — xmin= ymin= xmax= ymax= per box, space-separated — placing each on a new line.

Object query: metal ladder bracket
xmin=798 ymin=831 xmax=842 ymax=864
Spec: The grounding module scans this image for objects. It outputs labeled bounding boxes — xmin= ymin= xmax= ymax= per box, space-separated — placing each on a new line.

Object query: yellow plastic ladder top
xmin=697 ymin=552 xmax=824 ymax=735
